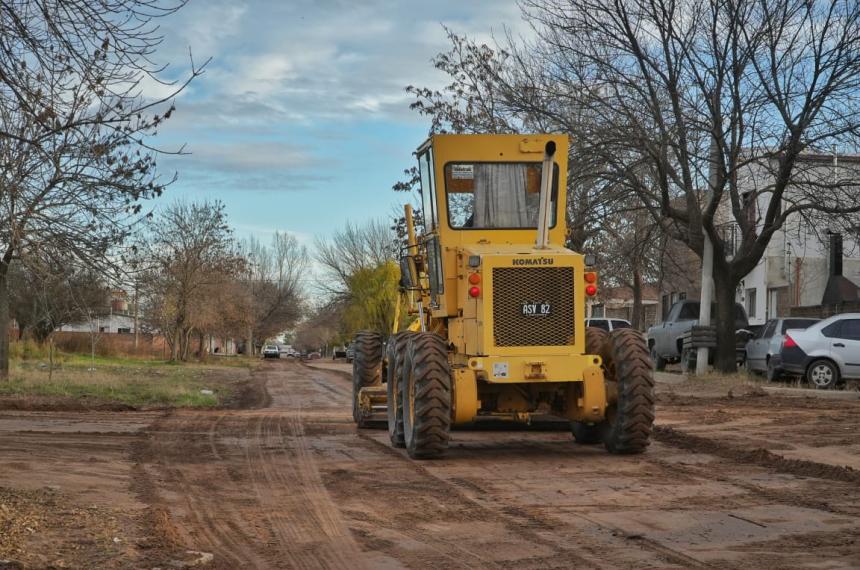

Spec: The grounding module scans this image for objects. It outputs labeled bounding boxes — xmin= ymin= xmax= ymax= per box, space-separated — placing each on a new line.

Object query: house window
xmin=118 ymin=328 xmax=131 ymax=334
xmin=742 ymin=192 xmax=757 ymax=226
xmin=745 ymin=288 xmax=757 ymax=319
xmin=99 ymin=326 xmax=107 ymax=333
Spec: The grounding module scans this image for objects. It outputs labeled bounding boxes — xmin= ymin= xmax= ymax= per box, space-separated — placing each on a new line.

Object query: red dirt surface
xmin=1 ymin=360 xmax=859 ymax=568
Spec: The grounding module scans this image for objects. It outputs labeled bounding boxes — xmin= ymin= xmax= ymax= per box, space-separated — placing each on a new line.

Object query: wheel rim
xmin=810 ymin=364 xmax=833 ymax=387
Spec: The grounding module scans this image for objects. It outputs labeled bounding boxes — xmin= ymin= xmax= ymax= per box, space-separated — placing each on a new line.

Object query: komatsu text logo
xmin=512 ymin=257 xmax=554 ymax=266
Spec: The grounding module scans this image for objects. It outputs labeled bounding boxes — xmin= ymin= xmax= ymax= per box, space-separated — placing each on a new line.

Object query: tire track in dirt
xmin=312 ymin=364 xmax=707 ymax=568
xmin=134 ymin=363 xmax=368 ymax=569
xmin=350 ymin=431 xmax=707 ymax=569
xmin=132 ymin=362 xmax=860 ymax=569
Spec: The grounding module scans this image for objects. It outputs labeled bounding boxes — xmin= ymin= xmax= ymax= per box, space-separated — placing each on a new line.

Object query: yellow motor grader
xmin=352 ymin=134 xmax=655 ymax=459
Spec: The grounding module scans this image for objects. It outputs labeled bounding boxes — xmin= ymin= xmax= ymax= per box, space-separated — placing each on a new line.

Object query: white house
xmin=727 ymin=153 xmax=860 ymax=325
xmin=58 ymin=312 xmax=137 ymax=334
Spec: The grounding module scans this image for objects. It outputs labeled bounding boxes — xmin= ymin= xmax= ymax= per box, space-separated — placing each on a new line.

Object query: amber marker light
xmin=469 ymin=286 xmax=481 ymax=298
xmin=468 ymin=273 xmax=481 ymax=285
xmin=585 ymin=284 xmax=598 ymax=297
xmin=584 ymin=271 xmax=597 ymax=284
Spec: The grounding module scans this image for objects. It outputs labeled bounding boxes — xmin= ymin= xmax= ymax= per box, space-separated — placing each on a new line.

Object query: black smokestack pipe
xmin=829 ymin=232 xmax=843 ymax=276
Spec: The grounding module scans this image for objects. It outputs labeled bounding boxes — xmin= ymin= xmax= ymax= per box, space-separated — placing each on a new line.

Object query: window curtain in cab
xmin=473 ymin=164 xmax=531 ymax=228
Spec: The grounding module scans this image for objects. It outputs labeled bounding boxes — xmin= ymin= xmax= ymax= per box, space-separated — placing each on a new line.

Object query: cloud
xmin=181 ymin=141 xmax=315 ymax=171
xmin=158 ymin=140 xmax=331 ymax=193
xmin=156 ymin=0 xmax=524 ymax=126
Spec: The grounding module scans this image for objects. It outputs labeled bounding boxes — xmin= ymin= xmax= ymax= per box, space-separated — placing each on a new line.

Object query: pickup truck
xmin=647 ymin=300 xmax=749 ymax=370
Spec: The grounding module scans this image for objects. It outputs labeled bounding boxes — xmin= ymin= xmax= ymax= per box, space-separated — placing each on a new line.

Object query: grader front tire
xmin=386 ymin=331 xmax=414 ymax=448
xmin=572 ymin=327 xmax=611 ymax=445
xmin=352 ymin=330 xmax=383 ymax=427
xmin=601 ymin=329 xmax=655 ymax=454
xmin=402 ymin=332 xmax=451 ymax=459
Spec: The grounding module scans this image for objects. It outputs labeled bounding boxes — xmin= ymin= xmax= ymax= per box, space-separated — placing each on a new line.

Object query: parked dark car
xmin=745 ymin=318 xmax=819 ymax=380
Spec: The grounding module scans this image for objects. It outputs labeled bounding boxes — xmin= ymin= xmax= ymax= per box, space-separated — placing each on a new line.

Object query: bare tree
xmin=315 ymin=219 xmax=398 ymax=299
xmin=8 ymin=256 xmax=107 ymax=342
xmin=517 ymin=0 xmax=860 ymax=370
xmin=137 ymin=201 xmax=240 ymax=361
xmin=0 ymin=1 xmax=205 ymax=378
xmin=593 ymin=204 xmax=661 ymax=329
xmin=238 ymin=233 xmax=309 ymax=354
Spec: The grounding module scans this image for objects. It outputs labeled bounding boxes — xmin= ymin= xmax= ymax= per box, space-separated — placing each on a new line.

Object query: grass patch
xmin=0 ymin=354 xmax=256 ymax=408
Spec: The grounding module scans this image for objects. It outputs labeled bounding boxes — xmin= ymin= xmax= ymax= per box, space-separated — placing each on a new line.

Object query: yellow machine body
xmin=403 ymin=134 xmax=607 ymax=426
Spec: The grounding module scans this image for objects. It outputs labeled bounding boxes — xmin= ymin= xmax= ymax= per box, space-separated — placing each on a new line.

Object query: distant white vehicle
xmin=262 ymin=345 xmax=280 ymax=359
xmin=585 ymin=318 xmax=632 ymax=332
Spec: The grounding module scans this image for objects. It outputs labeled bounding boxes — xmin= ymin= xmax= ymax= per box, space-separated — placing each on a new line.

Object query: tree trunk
xmin=180 ymin=328 xmax=193 ymax=361
xmin=196 ymin=330 xmax=205 ymax=360
xmin=0 ymin=266 xmax=9 ymax=380
xmin=631 ymin=268 xmax=643 ymax=330
xmin=246 ymin=327 xmax=253 ymax=357
xmin=712 ymin=266 xmax=739 ymax=373
xmin=171 ymin=327 xmax=181 ymax=362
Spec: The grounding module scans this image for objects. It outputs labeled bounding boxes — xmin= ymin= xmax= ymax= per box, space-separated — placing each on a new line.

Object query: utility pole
xmin=133 ymin=281 xmax=139 ymax=352
xmin=696 ymin=137 xmax=718 ymax=376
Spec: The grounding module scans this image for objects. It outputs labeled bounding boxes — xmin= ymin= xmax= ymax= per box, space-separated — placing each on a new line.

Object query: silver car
xmin=777 ymin=313 xmax=860 ymax=389
xmin=745 ymin=317 xmax=819 ymax=380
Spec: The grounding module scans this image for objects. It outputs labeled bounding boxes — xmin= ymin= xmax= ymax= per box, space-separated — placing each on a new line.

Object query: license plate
xmin=521 ymin=302 xmax=552 ymax=317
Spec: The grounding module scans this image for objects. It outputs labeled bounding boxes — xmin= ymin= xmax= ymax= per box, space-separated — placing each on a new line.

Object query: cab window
xmin=444 ymin=162 xmax=558 ymax=229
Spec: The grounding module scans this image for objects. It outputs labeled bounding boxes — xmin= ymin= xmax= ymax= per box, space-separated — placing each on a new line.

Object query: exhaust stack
xmin=536 ymin=141 xmax=556 ymax=249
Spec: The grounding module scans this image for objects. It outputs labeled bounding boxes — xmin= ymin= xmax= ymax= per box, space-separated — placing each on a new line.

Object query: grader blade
xmin=357 ymin=385 xmax=388 ymax=428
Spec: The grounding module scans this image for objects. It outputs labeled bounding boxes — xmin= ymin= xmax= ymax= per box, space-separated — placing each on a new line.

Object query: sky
xmin=148 ymin=0 xmax=528 ymax=247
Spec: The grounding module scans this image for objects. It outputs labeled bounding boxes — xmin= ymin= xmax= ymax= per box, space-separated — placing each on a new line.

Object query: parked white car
xmin=776 ymin=313 xmax=860 ymax=389
xmin=585 ymin=318 xmax=632 ymax=332
xmin=262 ymin=345 xmax=281 ymax=359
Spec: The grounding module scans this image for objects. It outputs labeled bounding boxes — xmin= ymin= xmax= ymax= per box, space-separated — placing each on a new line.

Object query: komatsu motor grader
xmin=352 ymin=134 xmax=655 ymax=459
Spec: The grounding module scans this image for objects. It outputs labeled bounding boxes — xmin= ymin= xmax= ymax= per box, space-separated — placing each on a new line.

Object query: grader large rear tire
xmin=386 ymin=331 xmax=415 ymax=448
xmin=601 ymin=329 xmax=655 ymax=454
xmin=402 ymin=332 xmax=451 ymax=459
xmin=352 ymin=330 xmax=383 ymax=427
xmin=572 ymin=327 xmax=610 ymax=445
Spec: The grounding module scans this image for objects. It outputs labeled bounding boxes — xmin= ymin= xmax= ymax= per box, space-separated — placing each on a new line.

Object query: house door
xmin=767 ymin=288 xmax=780 ymax=319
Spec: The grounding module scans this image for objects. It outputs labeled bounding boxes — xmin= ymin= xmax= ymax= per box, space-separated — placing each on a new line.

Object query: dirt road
xmin=2 ymin=361 xmax=860 ymax=569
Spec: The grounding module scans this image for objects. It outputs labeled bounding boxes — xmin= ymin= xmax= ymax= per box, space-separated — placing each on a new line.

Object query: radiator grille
xmin=492 ymin=267 xmax=575 ymax=347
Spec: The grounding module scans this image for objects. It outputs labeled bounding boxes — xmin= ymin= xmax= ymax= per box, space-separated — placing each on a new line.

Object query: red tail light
xmin=585 ymin=284 xmax=598 ymax=297
xmin=468 ymin=286 xmax=481 ymax=298
xmin=783 ymin=334 xmax=797 ymax=348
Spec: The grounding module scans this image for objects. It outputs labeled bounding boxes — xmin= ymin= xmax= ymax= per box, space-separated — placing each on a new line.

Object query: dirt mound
xmin=223 ymin=374 xmax=271 ymax=410
xmin=654 ymin=425 xmax=860 ymax=483
xmin=0 ymin=396 xmax=136 ymax=412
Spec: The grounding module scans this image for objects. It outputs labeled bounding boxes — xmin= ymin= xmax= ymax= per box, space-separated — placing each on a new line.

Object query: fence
xmin=51 ymin=331 xmax=169 ymax=359
xmin=789 ymin=301 xmax=860 ymax=318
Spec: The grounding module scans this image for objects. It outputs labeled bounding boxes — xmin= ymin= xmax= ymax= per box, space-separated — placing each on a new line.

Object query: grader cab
xmin=352 ymin=134 xmax=655 ymax=459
